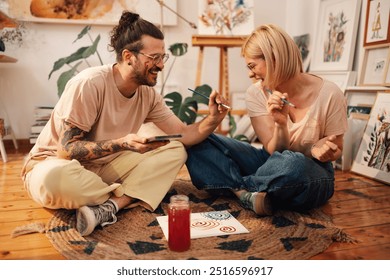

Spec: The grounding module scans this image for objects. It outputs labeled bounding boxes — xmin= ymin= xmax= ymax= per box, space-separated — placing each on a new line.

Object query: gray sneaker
xmin=239 ymin=191 xmax=273 ymax=216
xmin=76 ymin=200 xmax=118 ymax=236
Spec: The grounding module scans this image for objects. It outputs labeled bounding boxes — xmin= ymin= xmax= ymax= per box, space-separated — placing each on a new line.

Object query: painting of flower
xmin=310 ymin=0 xmax=361 ymax=71
xmin=323 ymin=10 xmax=348 ymax=62
xmin=352 ymin=92 xmax=390 ymax=184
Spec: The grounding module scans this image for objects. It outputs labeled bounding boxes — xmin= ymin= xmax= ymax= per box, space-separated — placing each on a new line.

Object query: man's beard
xmin=134 ymin=65 xmax=161 ymax=87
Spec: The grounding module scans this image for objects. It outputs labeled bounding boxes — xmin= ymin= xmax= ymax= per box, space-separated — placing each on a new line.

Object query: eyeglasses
xmin=138 ymin=52 xmax=169 ymax=64
xmin=246 ymin=54 xmax=265 ymax=71
xmin=247 ymin=63 xmax=256 ymax=71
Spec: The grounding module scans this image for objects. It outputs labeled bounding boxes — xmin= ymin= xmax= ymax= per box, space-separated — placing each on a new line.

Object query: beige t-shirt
xmin=246 ymin=78 xmax=347 ymax=157
xmin=23 ymin=64 xmax=173 ymax=174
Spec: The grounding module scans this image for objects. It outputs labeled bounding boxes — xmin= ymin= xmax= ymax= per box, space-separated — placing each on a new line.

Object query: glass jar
xmin=168 ymin=194 xmax=191 ymax=252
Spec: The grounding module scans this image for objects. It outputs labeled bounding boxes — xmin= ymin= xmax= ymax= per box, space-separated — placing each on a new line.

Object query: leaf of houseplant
xmin=228 ymin=114 xmax=250 ymax=143
xmin=168 ymin=43 xmax=188 ymax=57
xmin=191 ymin=84 xmax=212 ymax=105
xmin=164 ymin=91 xmax=198 ymax=124
xmin=73 ymin=25 xmax=91 ymax=43
xmin=48 ymin=47 xmax=88 ymax=79
xmin=81 ymin=34 xmax=100 ymax=58
xmin=56 ymin=61 xmax=82 ymax=97
xmin=48 ymin=35 xmax=100 ymax=79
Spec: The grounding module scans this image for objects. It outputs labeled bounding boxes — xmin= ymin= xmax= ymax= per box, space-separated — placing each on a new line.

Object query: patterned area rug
xmin=45 ymin=179 xmax=348 ymax=260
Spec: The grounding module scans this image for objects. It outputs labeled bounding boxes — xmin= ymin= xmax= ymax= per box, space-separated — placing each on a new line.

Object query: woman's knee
xmin=271 ymin=151 xmax=307 ymax=180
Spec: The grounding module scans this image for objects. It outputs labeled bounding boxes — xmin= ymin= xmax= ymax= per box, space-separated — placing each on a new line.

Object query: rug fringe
xmin=332 ymin=228 xmax=357 ymax=243
xmin=10 ymin=222 xmax=47 ymax=238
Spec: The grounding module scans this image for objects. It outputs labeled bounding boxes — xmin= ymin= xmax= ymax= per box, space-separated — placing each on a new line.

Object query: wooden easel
xmin=192 ymin=35 xmax=247 ymax=116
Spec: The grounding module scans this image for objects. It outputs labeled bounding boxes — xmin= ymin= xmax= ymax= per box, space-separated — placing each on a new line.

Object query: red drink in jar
xmin=168 ymin=195 xmax=191 ymax=252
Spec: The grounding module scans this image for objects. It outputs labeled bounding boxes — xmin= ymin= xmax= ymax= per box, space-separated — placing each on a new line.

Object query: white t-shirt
xmin=245 ymin=78 xmax=348 ymax=157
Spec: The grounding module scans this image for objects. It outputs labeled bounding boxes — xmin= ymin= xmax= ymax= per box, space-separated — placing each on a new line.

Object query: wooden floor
xmin=1 ymin=147 xmax=389 ymax=260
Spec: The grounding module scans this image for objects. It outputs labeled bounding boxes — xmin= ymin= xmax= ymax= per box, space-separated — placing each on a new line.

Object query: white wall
xmin=1 ymin=0 xmax=365 ymax=139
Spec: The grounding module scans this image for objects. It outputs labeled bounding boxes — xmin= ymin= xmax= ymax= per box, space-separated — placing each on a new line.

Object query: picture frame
xmin=5 ymin=0 xmax=177 ymax=26
xmin=310 ymin=0 xmax=361 ymax=72
xmin=359 ymin=44 xmax=390 ymax=86
xmin=363 ymin=0 xmax=390 ymax=47
xmin=294 ymin=33 xmax=311 ymax=72
xmin=336 ymin=87 xmax=382 ymax=171
xmin=351 ymin=92 xmax=390 ymax=184
xmin=385 ymin=54 xmax=390 ymax=86
xmin=309 ymin=71 xmax=357 ymax=92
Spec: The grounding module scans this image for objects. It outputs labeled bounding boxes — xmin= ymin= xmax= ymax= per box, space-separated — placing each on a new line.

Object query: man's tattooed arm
xmin=57 ymin=120 xmax=139 ymax=161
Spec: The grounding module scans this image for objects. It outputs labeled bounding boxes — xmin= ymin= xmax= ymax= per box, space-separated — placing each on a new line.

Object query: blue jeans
xmin=186 ymin=134 xmax=335 ymax=212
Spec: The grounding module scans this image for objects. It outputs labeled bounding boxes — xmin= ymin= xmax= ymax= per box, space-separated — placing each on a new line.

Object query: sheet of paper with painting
xmin=157 ymin=210 xmax=249 ymax=240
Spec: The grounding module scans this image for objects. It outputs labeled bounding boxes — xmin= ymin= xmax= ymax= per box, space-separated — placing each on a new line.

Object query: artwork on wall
xmin=198 ymin=0 xmax=254 ymax=35
xmin=386 ymin=58 xmax=390 ymax=86
xmin=294 ymin=33 xmax=311 ymax=72
xmin=360 ymin=44 xmax=390 ymax=86
xmin=4 ymin=0 xmax=177 ymax=26
xmin=336 ymin=88 xmax=380 ymax=171
xmin=363 ymin=0 xmax=390 ymax=47
xmin=351 ymin=92 xmax=390 ymax=184
xmin=310 ymin=0 xmax=361 ymax=72
xmin=309 ymin=71 xmax=357 ymax=92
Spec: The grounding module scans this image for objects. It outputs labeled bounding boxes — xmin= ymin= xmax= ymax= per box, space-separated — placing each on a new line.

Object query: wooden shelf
xmin=346 ymin=86 xmax=389 ymax=91
xmin=0 ymin=54 xmax=17 ymax=63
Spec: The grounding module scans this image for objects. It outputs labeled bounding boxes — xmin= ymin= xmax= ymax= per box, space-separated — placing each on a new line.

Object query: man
xmin=21 ymin=11 xmax=228 ymax=236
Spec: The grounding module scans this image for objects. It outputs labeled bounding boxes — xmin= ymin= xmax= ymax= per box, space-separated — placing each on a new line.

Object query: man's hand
xmin=122 ymin=134 xmax=170 ymax=154
xmin=208 ymin=90 xmax=229 ymax=121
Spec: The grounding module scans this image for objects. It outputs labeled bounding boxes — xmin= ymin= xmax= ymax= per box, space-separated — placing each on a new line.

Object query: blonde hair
xmin=241 ymin=24 xmax=302 ymax=89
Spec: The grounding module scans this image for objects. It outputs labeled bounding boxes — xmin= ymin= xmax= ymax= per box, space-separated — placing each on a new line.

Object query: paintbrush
xmin=187 ymin=88 xmax=231 ymax=110
xmin=265 ymin=88 xmax=296 ymax=108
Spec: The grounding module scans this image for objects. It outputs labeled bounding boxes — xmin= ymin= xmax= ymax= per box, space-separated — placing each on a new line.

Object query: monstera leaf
xmin=164 ymin=91 xmax=198 ymax=124
xmin=168 ymin=43 xmax=188 ymax=56
xmin=190 ymin=84 xmax=212 ymax=105
xmin=228 ymin=113 xmax=250 ymax=142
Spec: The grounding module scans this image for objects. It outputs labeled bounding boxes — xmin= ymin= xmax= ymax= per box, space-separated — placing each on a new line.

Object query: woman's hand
xmin=311 ymin=135 xmax=341 ymax=162
xmin=266 ymin=90 xmax=289 ymax=127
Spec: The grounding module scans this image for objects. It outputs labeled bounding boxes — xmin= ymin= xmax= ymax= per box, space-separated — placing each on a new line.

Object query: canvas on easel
xmin=198 ymin=0 xmax=254 ymax=35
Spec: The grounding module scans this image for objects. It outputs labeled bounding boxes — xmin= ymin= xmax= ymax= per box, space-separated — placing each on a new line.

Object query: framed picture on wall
xmin=385 ymin=53 xmax=390 ymax=86
xmin=310 ymin=0 xmax=362 ymax=72
xmin=6 ymin=0 xmax=178 ymax=26
xmin=363 ymin=0 xmax=390 ymax=47
xmin=351 ymin=92 xmax=390 ymax=184
xmin=359 ymin=44 xmax=390 ymax=86
xmin=310 ymin=71 xmax=357 ymax=92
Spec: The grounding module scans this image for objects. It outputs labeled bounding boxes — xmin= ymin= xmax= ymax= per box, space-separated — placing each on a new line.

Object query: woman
xmin=186 ymin=24 xmax=347 ymax=215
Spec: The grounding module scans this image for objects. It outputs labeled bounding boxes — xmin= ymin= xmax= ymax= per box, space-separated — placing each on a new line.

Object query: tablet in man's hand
xmin=146 ymin=134 xmax=182 ymax=143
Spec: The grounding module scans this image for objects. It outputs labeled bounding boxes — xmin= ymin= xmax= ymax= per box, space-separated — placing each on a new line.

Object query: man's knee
xmin=27 ymin=159 xmax=84 ymax=208
xmin=164 ymin=140 xmax=188 ymax=164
